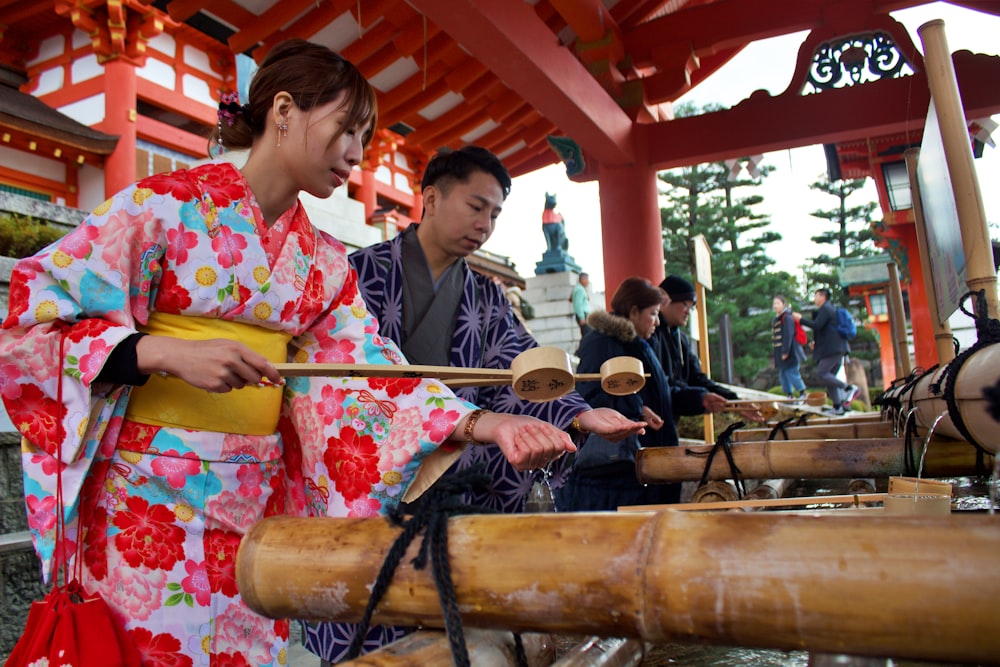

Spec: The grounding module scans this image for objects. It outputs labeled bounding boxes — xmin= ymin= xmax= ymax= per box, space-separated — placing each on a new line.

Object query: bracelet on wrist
xmin=571 ymin=414 xmax=588 ymax=434
xmin=463 ymin=408 xmax=491 ymax=445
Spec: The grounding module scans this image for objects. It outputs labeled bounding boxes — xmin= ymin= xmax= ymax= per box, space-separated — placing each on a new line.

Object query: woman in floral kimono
xmin=0 ymin=39 xmax=573 ymax=667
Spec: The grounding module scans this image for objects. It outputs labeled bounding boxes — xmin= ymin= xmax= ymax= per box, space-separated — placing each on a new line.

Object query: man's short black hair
xmin=816 ymin=287 xmax=832 ymax=301
xmin=421 ymin=145 xmax=512 ymax=199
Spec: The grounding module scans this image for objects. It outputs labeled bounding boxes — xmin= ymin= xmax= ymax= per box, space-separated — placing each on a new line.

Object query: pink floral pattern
xmin=0 ymin=162 xmax=475 ymax=666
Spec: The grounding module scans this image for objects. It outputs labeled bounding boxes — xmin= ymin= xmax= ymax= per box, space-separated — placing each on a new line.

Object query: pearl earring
xmin=277 ymin=119 xmax=288 ymax=147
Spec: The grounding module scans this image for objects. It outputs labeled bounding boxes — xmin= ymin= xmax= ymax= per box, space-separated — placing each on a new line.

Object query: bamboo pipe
xmin=734 ymin=420 xmax=894 ymax=441
xmin=340 ymin=629 xmax=556 ymax=666
xmin=886 ymin=262 xmax=912 ymax=378
xmin=918 ymin=20 xmax=999 ymax=318
xmin=236 ymin=512 xmax=1000 ymax=664
xmin=903 ymin=148 xmax=955 ymax=364
xmin=744 ymin=478 xmax=793 ymax=501
xmin=634 ymin=436 xmax=990 ymax=484
xmin=623 ymin=492 xmax=888 ymax=513
xmin=550 ymin=637 xmax=645 ymax=667
xmin=689 ymin=480 xmax=739 ymax=504
xmin=902 ymin=343 xmax=1000 ymax=453
xmin=779 ymin=412 xmax=884 ymax=426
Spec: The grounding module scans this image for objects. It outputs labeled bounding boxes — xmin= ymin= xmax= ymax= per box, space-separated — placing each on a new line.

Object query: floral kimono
xmin=302 ymin=226 xmax=591 ymax=663
xmin=0 ymin=162 xmax=473 ymax=667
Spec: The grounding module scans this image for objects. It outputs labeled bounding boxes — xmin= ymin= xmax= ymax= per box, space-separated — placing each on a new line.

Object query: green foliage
xmin=0 ymin=213 xmax=68 ymax=258
xmin=658 ymin=124 xmax=797 ymax=384
xmin=804 ymin=177 xmax=878 ymax=292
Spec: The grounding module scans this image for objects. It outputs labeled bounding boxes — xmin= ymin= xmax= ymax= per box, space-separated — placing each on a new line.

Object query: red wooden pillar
xmin=100 ymin=58 xmax=137 ymax=197
xmin=885 ymin=223 xmax=937 ymax=370
xmin=597 ymin=163 xmax=662 ymax=305
xmin=356 ymin=168 xmax=378 ymax=222
xmin=869 ymin=318 xmax=895 ymax=388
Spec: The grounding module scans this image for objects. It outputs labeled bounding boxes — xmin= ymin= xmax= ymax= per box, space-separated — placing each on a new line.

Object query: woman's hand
xmin=136 ymin=336 xmax=281 ymax=392
xmin=640 ymin=405 xmax=665 ymax=431
xmin=457 ymin=412 xmax=576 ymax=471
xmin=575 ymin=407 xmax=645 ymax=441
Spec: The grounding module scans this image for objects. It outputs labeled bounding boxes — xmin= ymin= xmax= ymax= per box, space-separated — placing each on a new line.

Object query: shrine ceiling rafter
xmin=3 ymin=0 xmax=1000 ymax=179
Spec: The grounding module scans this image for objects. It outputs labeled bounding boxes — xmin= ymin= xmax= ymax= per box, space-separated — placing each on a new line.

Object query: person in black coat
xmin=650 ymin=276 xmax=738 ymax=409
xmin=794 ymin=288 xmax=860 ymax=415
xmin=555 ymin=277 xmax=707 ymax=512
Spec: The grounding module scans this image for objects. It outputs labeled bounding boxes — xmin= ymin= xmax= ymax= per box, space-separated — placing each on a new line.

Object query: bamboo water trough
xmin=634 ymin=433 xmax=988 ymax=484
xmin=637 ymin=338 xmax=998 ymax=485
xmin=237 ymin=512 xmax=1000 ymax=665
xmin=880 ymin=341 xmax=1000 ymax=454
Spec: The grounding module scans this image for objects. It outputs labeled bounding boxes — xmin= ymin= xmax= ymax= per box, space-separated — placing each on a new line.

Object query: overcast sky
xmin=487 ymin=2 xmax=1000 ymax=295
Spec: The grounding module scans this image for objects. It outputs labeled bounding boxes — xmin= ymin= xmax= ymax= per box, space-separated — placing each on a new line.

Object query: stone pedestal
xmin=534 ymin=248 xmax=581 ymax=275
xmin=524 ymin=271 xmax=586 ymax=360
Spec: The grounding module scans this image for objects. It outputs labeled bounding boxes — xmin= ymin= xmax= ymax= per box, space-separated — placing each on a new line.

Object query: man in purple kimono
xmin=304 ymin=145 xmax=641 ymax=663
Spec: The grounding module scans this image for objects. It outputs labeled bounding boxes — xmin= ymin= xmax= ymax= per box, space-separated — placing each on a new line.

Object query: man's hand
xmin=701 ymin=392 xmax=729 ymax=413
xmin=640 ymin=405 xmax=665 ymax=431
xmin=575 ymin=408 xmax=646 ymax=441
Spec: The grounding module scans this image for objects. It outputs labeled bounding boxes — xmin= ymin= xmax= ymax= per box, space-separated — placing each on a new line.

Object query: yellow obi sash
xmin=125 ymin=312 xmax=292 ymax=436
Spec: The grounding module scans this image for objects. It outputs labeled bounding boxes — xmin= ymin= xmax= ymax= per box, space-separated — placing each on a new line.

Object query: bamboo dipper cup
xmin=510 ymin=347 xmax=576 ymax=402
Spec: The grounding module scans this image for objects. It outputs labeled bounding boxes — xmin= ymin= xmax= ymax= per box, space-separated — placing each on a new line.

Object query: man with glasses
xmin=650 ymin=275 xmax=736 ymax=413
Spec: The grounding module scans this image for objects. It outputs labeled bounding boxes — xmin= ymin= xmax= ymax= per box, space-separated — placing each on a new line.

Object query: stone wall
xmin=523 ymin=271 xmax=586 ymax=359
xmin=0 ymin=432 xmax=45 ymax=661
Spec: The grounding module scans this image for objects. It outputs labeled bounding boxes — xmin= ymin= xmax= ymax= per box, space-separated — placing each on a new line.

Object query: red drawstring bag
xmin=7 ymin=581 xmax=142 ymax=667
xmin=6 ymin=334 xmax=141 ymax=667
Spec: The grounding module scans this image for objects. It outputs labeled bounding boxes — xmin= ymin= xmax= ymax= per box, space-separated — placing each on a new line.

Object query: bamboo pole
xmin=622 ymin=492 xmax=888 ymax=513
xmin=341 ymin=629 xmax=555 ymax=666
xmin=886 ymin=263 xmax=912 ymax=378
xmin=734 ymin=420 xmax=894 ymax=442
xmin=918 ymin=20 xmax=999 ymax=319
xmin=634 ymin=436 xmax=989 ymax=484
xmin=237 ymin=513 xmax=1000 ymax=664
xmin=903 ymin=148 xmax=955 ymax=364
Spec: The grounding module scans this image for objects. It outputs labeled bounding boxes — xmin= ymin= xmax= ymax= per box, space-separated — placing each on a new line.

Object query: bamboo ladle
xmin=721 ymin=393 xmax=829 ymax=419
xmin=274 ymin=346 xmax=647 ymax=402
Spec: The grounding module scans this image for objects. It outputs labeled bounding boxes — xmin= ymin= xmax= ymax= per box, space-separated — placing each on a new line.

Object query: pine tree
xmin=806 ymin=177 xmax=878 ymax=289
xmin=804 ymin=176 xmax=881 ymax=388
xmin=659 ymin=147 xmax=796 ymax=384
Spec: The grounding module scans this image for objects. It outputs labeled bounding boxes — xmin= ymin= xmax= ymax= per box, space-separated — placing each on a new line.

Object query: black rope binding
xmin=345 ymin=464 xmax=528 ymax=667
xmin=767 ymin=417 xmax=796 ymax=441
xmin=693 ymin=422 xmax=747 ymax=498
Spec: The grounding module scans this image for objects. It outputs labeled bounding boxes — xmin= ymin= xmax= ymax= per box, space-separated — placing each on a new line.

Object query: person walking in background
xmin=555 ymin=277 xmax=708 ymax=511
xmin=572 ymin=271 xmax=592 ymax=336
xmin=650 ymin=275 xmax=735 ymax=415
xmin=772 ymin=294 xmax=807 ymax=399
xmin=794 ymin=288 xmax=860 ymax=415
xmin=0 ymin=40 xmax=578 ymax=666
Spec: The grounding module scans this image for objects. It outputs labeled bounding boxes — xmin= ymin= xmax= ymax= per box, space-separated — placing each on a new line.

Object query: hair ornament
xmin=218 ymin=91 xmax=246 ymax=127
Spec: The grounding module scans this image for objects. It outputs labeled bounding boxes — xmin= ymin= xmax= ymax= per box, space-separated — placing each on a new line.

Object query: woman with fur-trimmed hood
xmin=556 ymin=277 xmax=707 ymax=511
